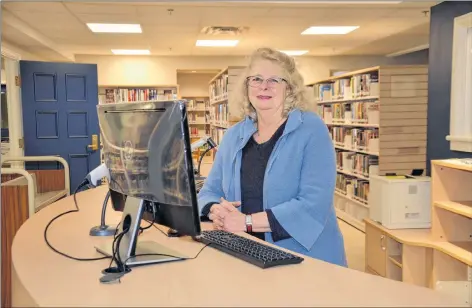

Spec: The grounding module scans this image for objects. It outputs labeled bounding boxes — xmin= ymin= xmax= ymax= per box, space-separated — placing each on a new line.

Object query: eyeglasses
xmin=246 ymin=76 xmax=287 ymax=88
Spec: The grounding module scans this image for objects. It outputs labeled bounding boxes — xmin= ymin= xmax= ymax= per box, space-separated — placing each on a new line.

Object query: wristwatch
xmin=245 ymin=215 xmax=253 ymax=233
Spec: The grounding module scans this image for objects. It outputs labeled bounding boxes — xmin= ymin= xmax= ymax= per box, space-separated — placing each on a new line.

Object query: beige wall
xmin=177 ymin=73 xmax=214 ymax=97
xmin=75 ymin=54 xmax=428 ymax=87
xmin=2 ymin=41 xmax=45 ymax=61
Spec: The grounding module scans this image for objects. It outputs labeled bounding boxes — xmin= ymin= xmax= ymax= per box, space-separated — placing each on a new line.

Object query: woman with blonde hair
xmin=198 ymin=47 xmax=347 ymax=267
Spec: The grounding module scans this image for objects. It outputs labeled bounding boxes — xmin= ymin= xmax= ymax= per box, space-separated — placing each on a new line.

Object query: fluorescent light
xmin=87 ymin=23 xmax=142 ymax=33
xmin=111 ymin=49 xmax=150 ymax=55
xmin=279 ymin=50 xmax=308 ymax=56
xmin=196 ymin=40 xmax=239 ymax=47
xmin=301 ymin=26 xmax=359 ymax=35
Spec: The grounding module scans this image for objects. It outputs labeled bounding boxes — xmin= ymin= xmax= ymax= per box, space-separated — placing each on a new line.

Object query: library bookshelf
xmin=306 ymin=65 xmax=429 ymax=232
xmin=98 ymin=85 xmax=180 ymax=104
xmin=364 ymin=159 xmax=472 ymax=306
xmin=182 ymin=96 xmax=212 ymax=162
xmin=208 ymin=66 xmax=245 ymax=152
xmin=97 ymin=84 xmax=180 ymax=165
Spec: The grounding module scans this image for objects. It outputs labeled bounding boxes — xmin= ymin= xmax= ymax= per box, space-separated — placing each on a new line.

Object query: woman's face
xmin=247 ymin=60 xmax=288 ymax=115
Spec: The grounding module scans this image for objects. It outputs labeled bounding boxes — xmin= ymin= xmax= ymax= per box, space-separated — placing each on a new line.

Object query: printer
xmin=369 ymin=175 xmax=431 ymax=229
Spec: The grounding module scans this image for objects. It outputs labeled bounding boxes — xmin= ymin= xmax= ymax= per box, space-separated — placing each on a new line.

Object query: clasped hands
xmin=208 ymin=197 xmax=246 ymax=232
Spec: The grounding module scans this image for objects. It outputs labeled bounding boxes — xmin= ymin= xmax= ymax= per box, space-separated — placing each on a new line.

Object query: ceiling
xmin=1 ymin=1 xmax=437 ymax=61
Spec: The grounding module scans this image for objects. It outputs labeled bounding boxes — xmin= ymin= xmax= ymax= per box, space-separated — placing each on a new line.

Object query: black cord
xmin=151 ymin=222 xmax=170 ymax=237
xmin=108 ymin=217 xmax=210 ymax=277
xmin=139 ymin=202 xmax=156 ymax=234
xmin=197 ymin=147 xmax=212 ymax=176
xmin=107 ymin=222 xmax=122 ymax=269
xmin=114 ymin=228 xmax=129 ymax=272
xmin=44 ymin=180 xmax=111 ymax=261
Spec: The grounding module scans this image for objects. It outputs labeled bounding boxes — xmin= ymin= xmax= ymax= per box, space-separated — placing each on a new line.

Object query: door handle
xmin=88 ymin=134 xmax=99 ymax=151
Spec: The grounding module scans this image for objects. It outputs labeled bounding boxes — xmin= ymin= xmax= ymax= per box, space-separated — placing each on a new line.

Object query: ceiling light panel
xmin=87 ymin=23 xmax=142 ymax=33
xmin=301 ymin=26 xmax=359 ymax=35
xmin=196 ymin=40 xmax=239 ymax=47
xmin=111 ymin=49 xmax=150 ymax=55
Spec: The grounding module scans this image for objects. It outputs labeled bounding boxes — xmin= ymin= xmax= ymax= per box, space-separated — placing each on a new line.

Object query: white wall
xmin=177 ymin=73 xmax=214 ymax=97
xmin=75 ymin=54 xmax=429 ymax=87
xmin=76 ymin=55 xmax=248 ymax=86
xmin=2 ymin=41 xmax=45 ymax=61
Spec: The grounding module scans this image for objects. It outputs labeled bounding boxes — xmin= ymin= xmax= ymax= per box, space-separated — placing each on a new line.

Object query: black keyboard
xmin=198 ymin=230 xmax=304 ymax=269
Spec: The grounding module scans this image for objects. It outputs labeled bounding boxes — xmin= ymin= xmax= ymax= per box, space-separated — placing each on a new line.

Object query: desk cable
xmin=42 ymin=178 xmax=210 ymax=282
xmin=43 ymin=180 xmax=112 ymax=262
xmin=100 ymin=203 xmax=210 ymax=284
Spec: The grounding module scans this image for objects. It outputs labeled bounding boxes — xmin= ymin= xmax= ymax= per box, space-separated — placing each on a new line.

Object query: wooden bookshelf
xmin=182 ymin=96 xmax=212 ymax=161
xmin=98 ymin=85 xmax=180 ymax=104
xmin=306 ymin=65 xmax=429 ymax=232
xmin=97 ymin=84 xmax=180 ymax=164
xmin=208 ymin=66 xmax=245 ymax=154
xmin=364 ymin=159 xmax=472 ymax=306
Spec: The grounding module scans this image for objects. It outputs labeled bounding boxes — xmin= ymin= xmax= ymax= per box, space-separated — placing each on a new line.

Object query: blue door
xmin=20 ymin=61 xmax=100 ymax=193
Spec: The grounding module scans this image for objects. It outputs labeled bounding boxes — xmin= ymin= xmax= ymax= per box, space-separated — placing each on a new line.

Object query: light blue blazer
xmin=197 ymin=108 xmax=347 ymax=267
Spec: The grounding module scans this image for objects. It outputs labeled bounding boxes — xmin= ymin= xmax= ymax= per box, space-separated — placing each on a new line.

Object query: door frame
xmin=1 ymin=47 xmax=24 ymax=169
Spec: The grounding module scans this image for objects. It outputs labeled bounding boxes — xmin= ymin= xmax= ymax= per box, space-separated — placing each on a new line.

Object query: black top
xmin=201 ymin=121 xmax=291 ymax=242
xmin=240 ymin=121 xmax=290 ymax=241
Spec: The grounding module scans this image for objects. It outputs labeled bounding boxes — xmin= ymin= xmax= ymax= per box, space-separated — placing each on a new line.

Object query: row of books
xmin=313 ymin=71 xmax=379 ymax=102
xmin=103 ymin=88 xmax=177 ymax=104
xmin=336 ymin=174 xmax=370 ymax=203
xmin=189 ymin=126 xmax=210 ymax=137
xmin=188 ymin=113 xmax=210 ymax=124
xmin=352 ymin=178 xmax=370 ymax=203
xmin=187 ymin=99 xmax=210 ymax=110
xmin=330 ymin=127 xmax=379 ymax=150
xmin=336 ymin=151 xmax=379 ymax=177
xmin=210 ymin=103 xmax=230 ymax=123
xmin=209 ymin=73 xmax=229 ymax=101
xmin=211 ymin=127 xmax=227 ymax=146
xmin=318 ymin=101 xmax=379 ymax=124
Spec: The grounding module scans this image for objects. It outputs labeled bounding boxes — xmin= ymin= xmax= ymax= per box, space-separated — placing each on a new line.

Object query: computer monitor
xmin=95 ymin=100 xmax=201 ymax=267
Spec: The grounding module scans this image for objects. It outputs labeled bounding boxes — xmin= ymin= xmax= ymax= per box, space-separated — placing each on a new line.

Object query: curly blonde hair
xmin=229 ymin=47 xmax=315 ymax=122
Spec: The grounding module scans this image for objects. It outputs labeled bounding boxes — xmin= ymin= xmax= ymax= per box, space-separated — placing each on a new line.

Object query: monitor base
xmin=95 ymin=240 xmax=186 ymax=267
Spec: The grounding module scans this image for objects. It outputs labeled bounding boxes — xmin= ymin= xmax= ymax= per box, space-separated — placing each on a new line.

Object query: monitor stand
xmin=95 ymin=196 xmax=186 ymax=267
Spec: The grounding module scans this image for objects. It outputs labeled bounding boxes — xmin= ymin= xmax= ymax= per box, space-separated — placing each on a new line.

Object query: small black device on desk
xmin=97 ymin=99 xmax=303 ymax=270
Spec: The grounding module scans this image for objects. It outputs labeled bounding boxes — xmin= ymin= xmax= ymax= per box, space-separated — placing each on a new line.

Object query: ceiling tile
xmin=2 ymin=2 xmax=437 ymax=57
xmin=75 ymin=13 xmax=140 ymax=24
xmin=8 ymin=10 xmax=82 ymax=30
xmin=64 ymin=2 xmax=138 ymax=15
xmin=2 ymin=2 xmax=69 ymax=13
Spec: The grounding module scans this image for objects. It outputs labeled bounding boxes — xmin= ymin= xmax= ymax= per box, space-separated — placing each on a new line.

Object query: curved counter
xmin=12 ymin=186 xmax=466 ymax=307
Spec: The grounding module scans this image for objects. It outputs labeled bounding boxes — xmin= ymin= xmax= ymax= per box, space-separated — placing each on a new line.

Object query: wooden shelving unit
xmin=208 ymin=66 xmax=245 ymax=154
xmin=306 ymin=65 xmax=429 ymax=232
xmin=98 ymin=84 xmax=180 ymax=104
xmin=182 ymin=96 xmax=211 ymax=162
xmin=364 ymin=159 xmax=472 ymax=306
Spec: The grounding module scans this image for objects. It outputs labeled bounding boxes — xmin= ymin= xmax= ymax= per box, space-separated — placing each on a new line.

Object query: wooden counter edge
xmin=364 ymin=219 xmax=472 ymax=266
